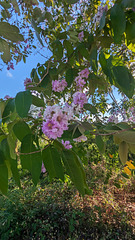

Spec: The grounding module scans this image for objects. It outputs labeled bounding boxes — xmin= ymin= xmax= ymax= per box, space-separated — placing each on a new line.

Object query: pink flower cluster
xmin=7 ymin=62 xmax=14 ymax=70
xmin=62 ymin=140 xmax=72 ymax=149
xmin=24 ymin=78 xmax=32 ymax=90
xmin=4 ymin=95 xmax=13 ymax=100
xmin=73 ymin=92 xmax=87 ymax=108
xmin=42 ymin=105 xmax=71 ymax=139
xmin=52 ymin=79 xmax=67 ymax=92
xmin=78 ymin=31 xmax=84 ymax=41
xmin=75 ymin=68 xmax=89 ymax=90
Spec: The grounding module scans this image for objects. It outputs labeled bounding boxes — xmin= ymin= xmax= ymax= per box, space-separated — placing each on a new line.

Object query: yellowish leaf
xmin=126 ymin=161 xmax=135 ymax=170
xmin=124 ymin=167 xmax=131 ymax=176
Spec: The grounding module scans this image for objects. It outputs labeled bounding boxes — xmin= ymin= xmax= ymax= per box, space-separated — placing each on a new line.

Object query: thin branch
xmin=18 ymin=142 xmax=52 ymax=155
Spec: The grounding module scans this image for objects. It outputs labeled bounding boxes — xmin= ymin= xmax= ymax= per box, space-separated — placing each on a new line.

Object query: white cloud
xmin=6 ymin=71 xmax=13 ymax=78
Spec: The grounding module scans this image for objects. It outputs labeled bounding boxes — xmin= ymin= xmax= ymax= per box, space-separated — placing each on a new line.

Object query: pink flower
xmin=75 ymin=76 xmax=86 ymax=90
xmin=4 ymin=95 xmax=12 ymax=100
xmin=24 ymin=78 xmax=32 ymax=90
xmin=79 ymin=68 xmax=89 ymax=79
xmin=62 ymin=140 xmax=72 ymax=149
xmin=52 ymin=79 xmax=67 ymax=92
xmin=78 ymin=31 xmax=84 ymax=41
xmin=73 ymin=92 xmax=87 ymax=108
xmin=42 ymin=119 xmax=63 ymax=139
xmin=73 ymin=135 xmax=87 ymax=142
xmin=41 ymin=162 xmax=46 ymax=173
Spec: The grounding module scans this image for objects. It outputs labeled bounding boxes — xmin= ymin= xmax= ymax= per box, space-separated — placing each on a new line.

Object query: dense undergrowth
xmin=0 ymin=159 xmax=135 ymax=240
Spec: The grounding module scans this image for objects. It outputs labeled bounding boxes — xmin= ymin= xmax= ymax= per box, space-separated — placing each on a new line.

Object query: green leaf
xmin=77 ymin=43 xmax=90 ymax=60
xmin=128 ymin=144 xmax=135 ymax=154
xmin=66 ymin=68 xmax=76 ymax=87
xmin=90 ymin=45 xmax=98 ymax=72
xmin=52 ymin=39 xmax=63 ymax=60
xmin=126 ymin=22 xmax=135 ymax=42
xmin=119 ymin=141 xmax=128 ymax=165
xmin=84 ymin=103 xmax=97 ymax=114
xmin=96 ymin=135 xmax=105 ymax=153
xmin=63 ymin=40 xmax=73 ymax=57
xmin=122 ymin=0 xmax=135 ymax=8
xmin=15 ymin=91 xmax=32 ymax=118
xmin=13 ymin=121 xmax=31 ymax=141
xmin=0 ymin=22 xmax=24 ymax=42
xmin=62 ymin=150 xmax=88 ymax=196
xmin=42 ymin=146 xmax=64 ymax=181
xmin=0 ymin=1 xmax=11 ymax=8
xmin=99 ymin=11 xmax=106 ymax=30
xmin=20 ymin=134 xmax=42 ymax=185
xmin=110 ymin=4 xmax=126 ymax=43
xmin=67 ymin=0 xmax=78 ymax=4
xmin=99 ymin=52 xmax=113 ymax=84
xmin=112 ymin=66 xmax=134 ymax=98
xmin=116 ymin=131 xmax=135 ymax=144
xmin=2 ymin=99 xmax=15 ymax=123
xmin=40 ymin=73 xmax=50 ymax=88
xmin=32 ymin=95 xmax=45 ymax=107
xmin=7 ymin=123 xmax=17 ymax=159
xmin=31 ymin=18 xmax=44 ymax=46
xmin=11 ymin=0 xmax=20 ymax=15
xmin=0 ymin=38 xmax=11 ymax=62
xmin=0 ymin=150 xmax=8 ymax=195
xmin=10 ymin=158 xmax=21 ymax=188
xmin=0 ymin=138 xmax=11 ymax=160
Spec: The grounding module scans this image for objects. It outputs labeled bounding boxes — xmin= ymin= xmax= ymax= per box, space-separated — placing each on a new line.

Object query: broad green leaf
xmin=13 ymin=121 xmax=31 ymax=141
xmin=40 ymin=73 xmax=50 ymax=88
xmin=81 ymin=122 xmax=94 ymax=131
xmin=52 ymin=39 xmax=63 ymax=60
xmin=84 ymin=103 xmax=97 ymax=114
xmin=77 ymin=43 xmax=90 ymax=60
xmin=99 ymin=11 xmax=106 ymax=30
xmin=96 ymin=135 xmax=105 ymax=153
xmin=113 ymin=66 xmax=134 ymax=98
xmin=90 ymin=45 xmax=98 ymax=72
xmin=119 ymin=141 xmax=128 ymax=165
xmin=0 ymin=149 xmax=8 ymax=194
xmin=0 ymin=138 xmax=11 ymax=160
xmin=2 ymin=99 xmax=15 ymax=123
xmin=99 ymin=52 xmax=113 ymax=84
xmin=98 ymin=36 xmax=113 ymax=48
xmin=126 ymin=22 xmax=135 ymax=42
xmin=15 ymin=91 xmax=32 ymax=118
xmin=66 ymin=68 xmax=76 ymax=87
xmin=63 ymin=40 xmax=73 ymax=57
xmin=42 ymin=146 xmax=64 ymax=181
xmin=122 ymin=0 xmax=135 ymax=8
xmin=11 ymin=0 xmax=20 ymax=15
xmin=0 ymin=22 xmax=24 ymax=42
xmin=20 ymin=134 xmax=42 ymax=185
xmin=7 ymin=134 xmax=16 ymax=159
xmin=128 ymin=144 xmax=135 ymax=154
xmin=32 ymin=95 xmax=45 ymax=107
xmin=117 ymin=131 xmax=135 ymax=144
xmin=62 ymin=150 xmax=88 ymax=196
xmin=0 ymin=1 xmax=11 ymax=8
xmin=67 ymin=0 xmax=78 ymax=4
xmin=0 ymin=38 xmax=11 ymax=62
xmin=10 ymin=158 xmax=21 ymax=188
xmin=110 ymin=4 xmax=126 ymax=43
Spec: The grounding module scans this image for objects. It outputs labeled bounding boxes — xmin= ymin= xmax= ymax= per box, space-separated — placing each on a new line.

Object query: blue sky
xmin=0 ymin=48 xmax=51 ymax=99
